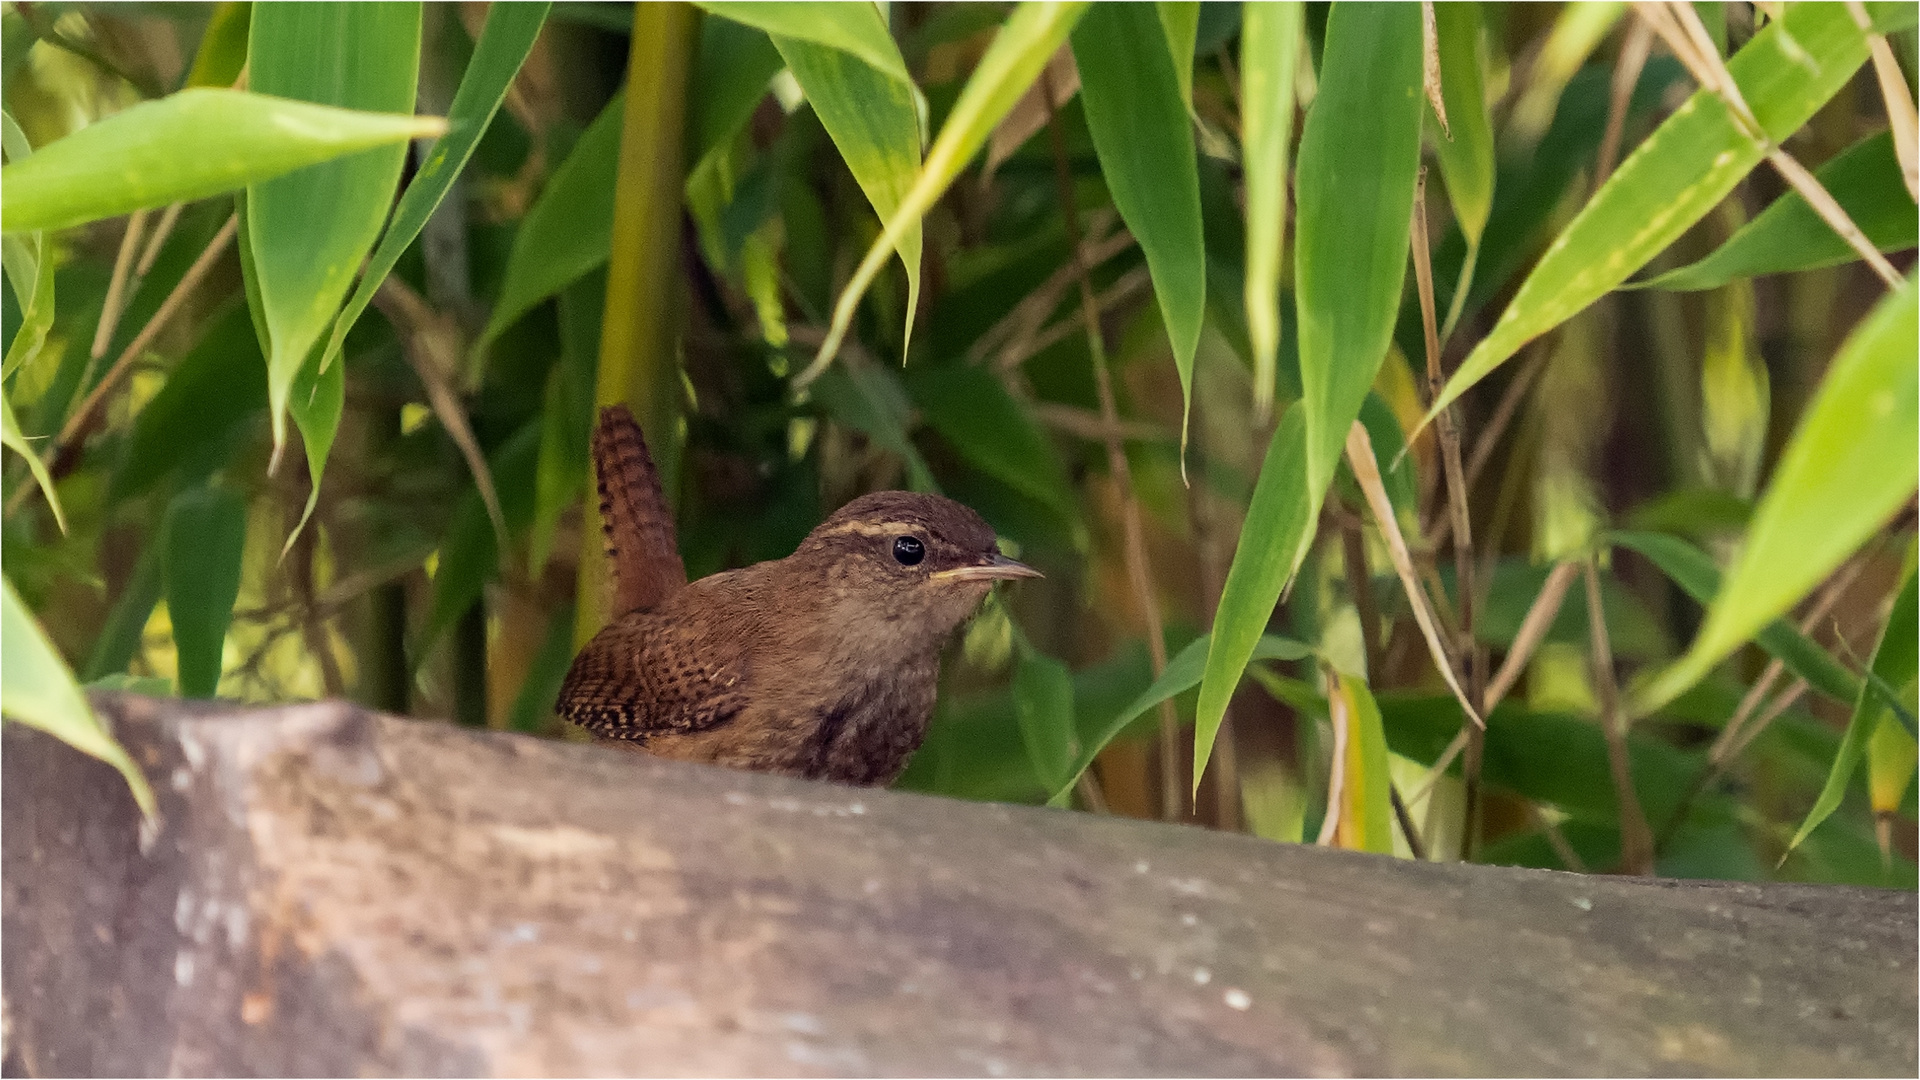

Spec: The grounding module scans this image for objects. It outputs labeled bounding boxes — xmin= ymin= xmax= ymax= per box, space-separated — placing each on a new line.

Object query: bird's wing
xmin=555 ymin=610 xmax=751 ymax=738
xmin=594 ymin=404 xmax=687 ymax=616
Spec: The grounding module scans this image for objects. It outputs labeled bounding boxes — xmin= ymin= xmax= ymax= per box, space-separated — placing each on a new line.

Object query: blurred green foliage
xmin=1 ymin=1 xmax=1915 ymax=888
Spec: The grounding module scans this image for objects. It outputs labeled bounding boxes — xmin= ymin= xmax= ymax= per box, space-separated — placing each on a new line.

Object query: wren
xmin=556 ymin=406 xmax=1039 ymax=785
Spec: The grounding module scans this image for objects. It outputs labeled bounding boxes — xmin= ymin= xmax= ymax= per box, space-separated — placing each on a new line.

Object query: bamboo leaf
xmin=1194 ymin=404 xmax=1314 ymax=786
xmin=1072 ymin=2 xmax=1205 ymax=457
xmin=693 ymin=1 xmax=911 ymax=85
xmin=322 ymin=1 xmax=551 ymax=371
xmin=108 ymin=303 xmax=267 ymax=504
xmin=1014 ymin=640 xmax=1078 ymax=796
xmin=1424 ymin=3 xmax=1871 ymax=426
xmin=477 ymin=91 xmax=624 ymax=352
xmin=1050 ymin=629 xmax=1310 ymax=805
xmin=1635 ymin=130 xmax=1917 ymax=291
xmin=1429 ymin=0 xmax=1494 ymax=335
xmin=0 ymin=233 xmax=53 ymax=381
xmin=1609 ymin=530 xmax=1860 ymax=707
xmin=1429 ymin=2 xmax=1494 ymax=246
xmin=1783 ymin=561 xmax=1916 ymax=857
xmin=284 ymin=343 xmax=347 ymax=554
xmin=800 ymin=0 xmax=1091 ymax=387
xmin=0 ymin=90 xmax=442 ymax=235
xmin=1 ymin=576 xmax=156 ymax=818
xmin=1156 ymin=1 xmax=1200 ymax=106
xmin=1294 ymin=2 xmax=1423 ymax=516
xmin=419 ymin=421 xmax=541 ymax=665
xmin=812 ymin=362 xmax=937 ymax=493
xmin=82 ymin=544 xmax=163 ymax=683
xmin=1867 ymin=709 xmax=1917 ymax=816
xmin=772 ymin=30 xmax=924 ymax=357
xmin=183 ymin=1 xmax=251 ymax=89
xmin=2 ymin=112 xmax=56 ymax=381
xmin=909 ymin=364 xmax=1073 ymax=518
xmin=1 ymin=385 xmax=65 ymax=534
xmin=1240 ymin=0 xmax=1303 ymax=421
xmin=1636 ymin=277 xmax=1917 ymax=714
xmin=1330 ymin=672 xmax=1396 ymax=855
xmin=248 ymin=2 xmax=424 ymax=458
xmin=163 ymin=485 xmax=248 ymax=699
xmin=688 ymin=17 xmax=784 ymax=167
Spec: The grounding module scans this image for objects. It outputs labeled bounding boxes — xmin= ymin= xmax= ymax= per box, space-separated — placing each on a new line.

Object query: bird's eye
xmin=892 ymin=536 xmax=925 ymax=566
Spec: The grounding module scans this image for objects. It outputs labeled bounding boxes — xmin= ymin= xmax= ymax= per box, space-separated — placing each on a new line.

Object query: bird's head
xmin=792 ymin=491 xmax=1040 ymax=643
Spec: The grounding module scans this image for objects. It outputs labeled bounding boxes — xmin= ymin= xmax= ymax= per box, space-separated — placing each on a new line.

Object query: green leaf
xmin=418 ymin=421 xmax=541 ymax=664
xmin=248 ymin=2 xmax=423 ymax=457
xmin=1 ymin=231 xmax=53 ymax=381
xmin=82 ymin=542 xmax=163 ymax=683
xmin=909 ymin=363 xmax=1073 ymax=518
xmin=693 ymin=1 xmax=912 ymax=85
xmin=530 ymin=363 xmax=583 ymax=576
xmin=184 ymin=1 xmax=251 ymax=89
xmin=1424 ymin=2 xmax=1871 ymax=425
xmin=1429 ymin=2 xmax=1494 ymax=246
xmin=1072 ymin=3 xmax=1206 ymax=456
xmin=1294 ymin=2 xmax=1423 ymax=522
xmin=1609 ymin=529 xmax=1860 ymax=706
xmin=688 ymin=17 xmax=784 ymax=166
xmin=772 ymin=28 xmax=924 ymax=356
xmin=0 ymin=89 xmax=442 ymax=235
xmin=802 ymin=0 xmax=1091 ymax=385
xmin=321 ymin=1 xmax=550 ymax=371
xmin=531 ymin=273 xmax=601 ymax=575
xmin=1379 ymin=693 xmax=1697 ymax=827
xmin=1156 ymin=1 xmax=1200 ymax=106
xmin=1 ymin=112 xmax=53 ymax=379
xmin=163 ymin=486 xmax=248 ymax=699
xmin=1 ymin=576 xmax=156 ymax=817
xmin=1331 ymin=672 xmax=1396 ymax=855
xmin=1052 ymin=629 xmax=1310 ymax=805
xmin=1194 ymin=404 xmax=1314 ymax=788
xmin=284 ymin=342 xmax=347 ymax=555
xmin=1635 ymin=130 xmax=1918 ymax=291
xmin=1 ymin=109 xmax=53 ymax=380
xmin=1357 ymin=390 xmax=1420 ymax=524
xmin=1014 ymin=640 xmax=1078 ymax=797
xmin=1784 ymin=561 xmax=1917 ymax=856
xmin=108 ymin=303 xmax=267 ymax=504
xmin=811 ymin=362 xmax=937 ymax=493
xmin=477 ymin=90 xmax=624 ymax=352
xmin=1240 ymin=0 xmax=1302 ymax=420
xmin=1 ymin=383 xmax=65 ymax=533
xmin=1635 ymin=278 xmax=1917 ymax=714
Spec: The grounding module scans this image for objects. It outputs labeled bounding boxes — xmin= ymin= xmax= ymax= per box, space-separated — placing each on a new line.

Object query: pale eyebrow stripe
xmin=811 ymin=519 xmax=927 ymax=540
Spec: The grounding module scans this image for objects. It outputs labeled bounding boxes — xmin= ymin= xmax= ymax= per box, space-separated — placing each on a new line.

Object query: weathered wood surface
xmin=4 ymin=694 xmax=1914 ymax=1077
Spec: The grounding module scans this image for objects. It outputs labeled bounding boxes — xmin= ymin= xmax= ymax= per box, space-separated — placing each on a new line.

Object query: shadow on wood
xmin=3 ymin=694 xmax=1914 ymax=1077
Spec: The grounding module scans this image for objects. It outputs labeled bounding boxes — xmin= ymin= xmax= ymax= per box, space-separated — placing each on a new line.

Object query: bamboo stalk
xmin=575 ymin=1 xmax=699 ymax=648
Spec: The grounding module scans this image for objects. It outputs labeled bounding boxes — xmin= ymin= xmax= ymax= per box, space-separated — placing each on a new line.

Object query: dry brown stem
xmin=92 ymin=208 xmax=149 ymax=361
xmin=1043 ymin=69 xmax=1182 ymax=820
xmin=41 ymin=213 xmax=238 ymax=489
xmin=373 ymin=277 xmax=510 ymax=559
xmin=1584 ymin=560 xmax=1655 ymax=875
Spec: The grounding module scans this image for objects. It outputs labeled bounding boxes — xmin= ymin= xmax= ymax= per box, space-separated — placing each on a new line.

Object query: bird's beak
xmin=931 ymin=553 xmax=1043 ymax=584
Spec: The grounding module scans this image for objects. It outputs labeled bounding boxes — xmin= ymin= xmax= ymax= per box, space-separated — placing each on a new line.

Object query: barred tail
xmin=593 ymin=405 xmax=687 ymax=615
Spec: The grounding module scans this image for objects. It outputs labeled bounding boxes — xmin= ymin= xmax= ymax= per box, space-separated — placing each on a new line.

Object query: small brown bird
xmin=557 ymin=406 xmax=1039 ymax=785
